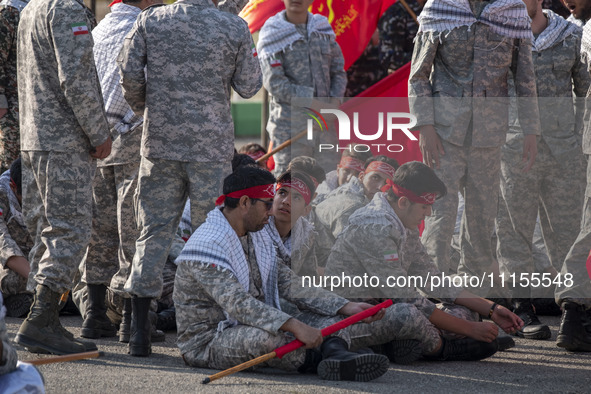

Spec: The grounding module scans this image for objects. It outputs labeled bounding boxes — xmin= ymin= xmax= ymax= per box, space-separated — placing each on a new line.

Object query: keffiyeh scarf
xmin=532 ymin=10 xmax=580 ymax=52
xmin=176 ymin=208 xmax=280 ymax=331
xmin=0 ymin=0 xmax=28 ymax=11
xmin=0 ymin=171 xmax=24 ymax=227
xmin=418 ymin=0 xmax=533 ymax=39
xmin=258 ymin=10 xmax=335 ymax=59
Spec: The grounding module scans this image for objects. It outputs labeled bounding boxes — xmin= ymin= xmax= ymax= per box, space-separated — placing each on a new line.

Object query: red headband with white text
xmin=365 ymin=161 xmax=396 ymax=180
xmin=215 ymin=184 xmax=275 ymax=206
xmin=381 ymin=179 xmax=437 ymax=205
xmin=276 ymin=178 xmax=312 ymax=205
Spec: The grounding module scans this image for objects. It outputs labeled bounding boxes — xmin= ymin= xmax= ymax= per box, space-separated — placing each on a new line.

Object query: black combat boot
xmin=556 ymin=301 xmax=591 ymax=352
xmin=317 ymin=337 xmax=389 ymax=382
xmin=156 ymin=306 xmax=176 ymax=332
xmin=425 ymin=337 xmax=498 ymax=361
xmin=81 ymin=284 xmax=117 ymax=339
xmin=129 ymin=296 xmax=152 ymax=357
xmin=119 ymin=298 xmax=132 ymax=343
xmin=16 ymin=284 xmax=87 ymax=355
xmin=512 ymin=298 xmax=551 ymax=340
xmin=379 ymin=339 xmax=422 ymax=364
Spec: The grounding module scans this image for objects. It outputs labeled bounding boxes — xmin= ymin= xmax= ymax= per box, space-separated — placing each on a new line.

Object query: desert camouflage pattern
xmin=118 ymin=0 xmax=261 ymax=164
xmin=124 ymin=158 xmax=230 ymax=298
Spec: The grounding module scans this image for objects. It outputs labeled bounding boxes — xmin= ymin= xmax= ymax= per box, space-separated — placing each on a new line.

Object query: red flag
xmin=239 ymin=0 xmax=398 ymax=69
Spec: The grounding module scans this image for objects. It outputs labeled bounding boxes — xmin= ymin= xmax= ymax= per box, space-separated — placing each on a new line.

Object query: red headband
xmin=108 ymin=0 xmax=121 ymax=6
xmin=247 ymin=151 xmax=266 ymax=162
xmin=277 ymin=178 xmax=311 ymax=205
xmin=338 ymin=156 xmax=365 ymax=173
xmin=381 ymin=179 xmax=437 ymax=205
xmin=215 ymin=183 xmax=275 ymax=206
xmin=365 ymin=161 xmax=396 ymax=180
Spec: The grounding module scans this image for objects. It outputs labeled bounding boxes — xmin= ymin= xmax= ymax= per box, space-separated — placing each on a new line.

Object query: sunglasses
xmin=250 ymin=198 xmax=274 ymax=211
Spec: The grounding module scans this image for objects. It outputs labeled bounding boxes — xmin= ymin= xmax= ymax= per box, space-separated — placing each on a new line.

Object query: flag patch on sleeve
xmin=71 ymin=23 xmax=89 ymax=36
xmin=383 ymin=249 xmax=398 ymax=262
xmin=270 ymin=58 xmax=282 ymax=67
xmin=252 ymin=44 xmax=257 ymax=58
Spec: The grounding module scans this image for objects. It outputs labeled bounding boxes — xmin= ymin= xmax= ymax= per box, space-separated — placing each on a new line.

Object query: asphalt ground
xmin=6 ymin=313 xmax=591 ymax=393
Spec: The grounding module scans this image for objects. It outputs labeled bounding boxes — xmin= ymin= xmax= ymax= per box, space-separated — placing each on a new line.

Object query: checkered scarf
xmin=0 ymin=0 xmax=28 ymax=11
xmin=568 ymin=14 xmax=585 ymax=28
xmin=176 ymin=208 xmax=280 ymax=330
xmin=263 ymin=216 xmax=315 ymax=269
xmin=418 ymin=0 xmax=533 ymax=39
xmin=258 ymin=10 xmax=335 ymax=59
xmin=0 ymin=170 xmax=24 ymax=227
xmin=582 ymin=21 xmax=591 ymax=63
xmin=533 ymin=10 xmax=580 ymax=52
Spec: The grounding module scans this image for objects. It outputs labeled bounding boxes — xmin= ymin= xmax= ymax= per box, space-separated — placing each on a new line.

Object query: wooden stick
xmin=27 ymin=350 xmax=104 ymax=366
xmin=399 ymin=0 xmax=419 ymax=25
xmin=256 ymin=129 xmax=307 ymax=164
xmin=202 ymin=352 xmax=277 ymax=384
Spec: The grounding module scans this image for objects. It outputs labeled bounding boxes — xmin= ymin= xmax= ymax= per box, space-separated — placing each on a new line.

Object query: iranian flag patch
xmin=71 ymin=22 xmax=89 ymax=36
xmin=270 ymin=58 xmax=281 ymax=68
xmin=251 ymin=44 xmax=257 ymax=58
xmin=383 ymin=249 xmax=398 ymax=262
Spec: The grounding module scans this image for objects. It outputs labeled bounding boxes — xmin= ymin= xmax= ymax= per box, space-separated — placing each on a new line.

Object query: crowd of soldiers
xmin=0 ymin=0 xmax=590 ymax=386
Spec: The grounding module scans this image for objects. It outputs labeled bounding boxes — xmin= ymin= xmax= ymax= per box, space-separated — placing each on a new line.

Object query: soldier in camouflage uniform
xmin=313 ymin=156 xmax=398 ymax=269
xmin=15 ymin=0 xmax=112 ymax=355
xmin=496 ymin=0 xmax=589 ymax=340
xmin=174 ymin=166 xmax=428 ymax=380
xmin=553 ymin=17 xmax=591 ymax=352
xmin=378 ymin=0 xmax=425 ymax=73
xmin=325 ymin=161 xmax=523 ymax=359
xmin=0 ymin=0 xmax=27 ymax=175
xmin=258 ymin=0 xmax=347 ymax=175
xmin=0 ymin=158 xmax=33 ymax=318
xmin=118 ymin=0 xmax=261 ymax=357
xmin=409 ymin=0 xmax=541 ymax=295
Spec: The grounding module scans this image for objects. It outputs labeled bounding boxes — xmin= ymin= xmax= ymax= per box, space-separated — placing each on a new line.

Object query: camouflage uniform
xmin=496 ymin=12 xmax=588 ymax=298
xmin=345 ymin=41 xmax=387 ymax=97
xmin=175 ymin=228 xmax=436 ymax=370
xmin=409 ymin=0 xmax=541 ymax=293
xmin=312 ymin=176 xmax=368 ymax=268
xmin=325 ymin=192 xmax=471 ymax=350
xmin=0 ymin=0 xmax=27 ymax=174
xmin=258 ymin=11 xmax=347 ymax=175
xmin=0 ymin=170 xmax=31 ymax=297
xmin=18 ymin=0 xmax=110 ymax=294
xmin=378 ymin=0 xmax=423 ymax=73
xmin=118 ymin=0 xmax=261 ymax=298
xmin=80 ymin=3 xmax=144 ymax=298
xmin=0 ymin=296 xmax=17 ymax=375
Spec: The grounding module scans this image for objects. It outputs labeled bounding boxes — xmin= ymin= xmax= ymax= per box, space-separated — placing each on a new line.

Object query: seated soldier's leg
xmin=0 ymin=267 xmax=32 ymax=318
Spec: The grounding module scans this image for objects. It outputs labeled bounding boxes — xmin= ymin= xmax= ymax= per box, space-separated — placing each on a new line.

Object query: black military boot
xmin=425 ymin=337 xmax=498 ymax=361
xmin=512 ymin=298 xmax=551 ymax=340
xmin=16 ymin=284 xmax=87 ymax=355
xmin=373 ymin=339 xmax=422 ymax=364
xmin=156 ymin=306 xmax=176 ymax=332
xmin=119 ymin=298 xmax=132 ymax=343
xmin=129 ymin=297 xmax=152 ymax=357
xmin=317 ymin=337 xmax=389 ymax=382
xmin=556 ymin=301 xmax=591 ymax=352
xmin=81 ymin=284 xmax=117 ymax=339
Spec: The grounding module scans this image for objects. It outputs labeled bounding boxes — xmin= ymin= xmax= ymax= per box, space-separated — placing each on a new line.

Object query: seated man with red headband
xmin=325 ymin=161 xmax=524 ymax=361
xmin=314 ymin=147 xmax=374 ymax=205
xmin=313 ymin=155 xmax=399 ymax=270
xmin=173 ymin=165 xmax=445 ymax=381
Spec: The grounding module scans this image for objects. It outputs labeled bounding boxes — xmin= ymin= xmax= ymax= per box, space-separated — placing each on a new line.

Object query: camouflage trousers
xmin=82 ymin=162 xmax=141 ymax=297
xmin=0 ymin=110 xmax=20 ymax=174
xmin=421 ymin=141 xmax=501 ymax=297
xmin=21 ymin=151 xmax=94 ymax=294
xmin=124 ymin=157 xmax=231 ymax=298
xmin=0 ymin=266 xmax=27 ymax=296
xmin=182 ymin=302 xmax=466 ymax=370
xmin=497 ymin=140 xmax=584 ymax=299
xmin=555 ymin=156 xmax=591 ymax=308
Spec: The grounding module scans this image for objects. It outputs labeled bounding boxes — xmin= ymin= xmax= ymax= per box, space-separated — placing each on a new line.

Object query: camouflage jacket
xmin=378 ymin=0 xmax=423 ymax=73
xmin=506 ymin=10 xmax=589 ymax=159
xmin=174 ymin=234 xmax=348 ymax=361
xmin=0 ymin=0 xmax=27 ymax=113
xmin=118 ymin=0 xmax=261 ymax=163
xmin=0 ymin=171 xmax=31 ymax=269
xmin=312 ymin=176 xmax=368 ymax=267
xmin=345 ymin=41 xmax=387 ymax=97
xmin=259 ymin=11 xmax=347 ymax=138
xmin=325 ymin=192 xmax=463 ymax=317
xmin=18 ymin=0 xmax=110 ymax=152
xmin=408 ymin=6 xmax=541 ymax=148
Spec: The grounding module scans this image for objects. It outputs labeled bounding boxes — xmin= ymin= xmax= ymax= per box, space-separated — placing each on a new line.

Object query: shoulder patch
xmin=383 ymin=249 xmax=398 ymax=262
